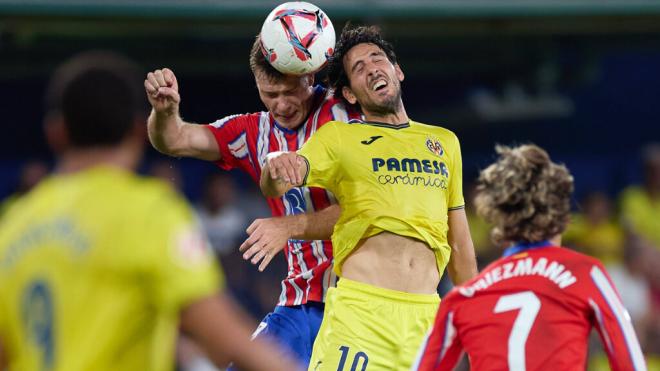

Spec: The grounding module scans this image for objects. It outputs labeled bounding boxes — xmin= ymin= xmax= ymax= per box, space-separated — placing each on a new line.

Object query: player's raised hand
xmin=266 ymin=151 xmax=305 ymax=186
xmin=144 ymin=68 xmax=180 ymax=115
xmin=239 ymin=217 xmax=290 ymax=272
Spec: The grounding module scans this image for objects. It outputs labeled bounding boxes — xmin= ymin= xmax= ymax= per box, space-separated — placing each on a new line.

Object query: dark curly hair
xmin=474 ymin=144 xmax=574 ymax=246
xmin=326 ymin=24 xmax=397 ymax=102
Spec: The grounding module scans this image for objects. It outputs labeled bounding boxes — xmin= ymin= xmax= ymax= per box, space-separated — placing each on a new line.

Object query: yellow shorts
xmin=309 ymin=278 xmax=440 ymax=371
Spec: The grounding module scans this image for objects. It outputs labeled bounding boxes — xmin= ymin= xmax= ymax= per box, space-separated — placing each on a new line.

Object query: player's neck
xmin=363 ymin=106 xmax=409 ymax=126
xmin=56 ymin=146 xmax=140 ymax=175
xmin=549 ymin=234 xmax=562 ymax=246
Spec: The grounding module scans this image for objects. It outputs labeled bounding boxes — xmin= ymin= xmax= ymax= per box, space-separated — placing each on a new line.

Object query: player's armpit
xmin=446 ymin=208 xmax=478 ymax=285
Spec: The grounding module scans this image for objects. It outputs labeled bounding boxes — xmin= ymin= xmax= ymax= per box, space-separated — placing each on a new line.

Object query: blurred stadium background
xmin=1 ymin=0 xmax=659 ymax=369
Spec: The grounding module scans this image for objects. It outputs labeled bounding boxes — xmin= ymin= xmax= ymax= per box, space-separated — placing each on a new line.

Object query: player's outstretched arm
xmin=260 ymin=151 xmax=307 ymax=198
xmin=240 ymin=204 xmax=341 ymax=271
xmin=446 ymin=208 xmax=478 ymax=285
xmin=180 ymin=294 xmax=302 ymax=371
xmin=145 ymin=68 xmax=221 ymax=161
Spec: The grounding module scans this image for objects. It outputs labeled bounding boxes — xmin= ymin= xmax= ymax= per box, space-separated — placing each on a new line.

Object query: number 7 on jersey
xmin=493 ymin=291 xmax=541 ymax=371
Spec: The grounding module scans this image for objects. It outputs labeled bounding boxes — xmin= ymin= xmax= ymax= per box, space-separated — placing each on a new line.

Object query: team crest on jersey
xmin=426 ymin=137 xmax=444 ymax=157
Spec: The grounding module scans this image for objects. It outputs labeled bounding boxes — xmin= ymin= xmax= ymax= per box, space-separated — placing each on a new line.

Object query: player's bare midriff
xmin=341 ymin=232 xmax=440 ymax=294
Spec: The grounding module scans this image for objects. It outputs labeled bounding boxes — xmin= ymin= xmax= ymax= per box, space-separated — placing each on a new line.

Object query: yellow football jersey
xmin=0 ymin=166 xmax=222 ymax=371
xmin=298 ymin=119 xmax=464 ymax=276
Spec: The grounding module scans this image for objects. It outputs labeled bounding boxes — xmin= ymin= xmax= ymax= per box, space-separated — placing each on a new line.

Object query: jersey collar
xmin=350 ymin=119 xmax=410 ymax=129
xmin=502 ymin=240 xmax=553 ymax=257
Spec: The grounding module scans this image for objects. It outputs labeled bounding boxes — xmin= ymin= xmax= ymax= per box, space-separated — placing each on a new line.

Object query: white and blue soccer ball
xmin=260 ymin=1 xmax=335 ymax=75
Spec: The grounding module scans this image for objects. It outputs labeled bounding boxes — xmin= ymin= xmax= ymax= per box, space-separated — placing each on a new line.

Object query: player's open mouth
xmin=371 ymin=79 xmax=388 ymax=92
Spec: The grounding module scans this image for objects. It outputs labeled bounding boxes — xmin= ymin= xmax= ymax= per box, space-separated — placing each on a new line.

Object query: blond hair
xmin=475 ymin=144 xmax=574 ymax=246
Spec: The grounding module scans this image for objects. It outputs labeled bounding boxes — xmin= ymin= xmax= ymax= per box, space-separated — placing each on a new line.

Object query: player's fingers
xmin=239 ymin=237 xmax=253 ymax=253
xmin=163 ymin=68 xmax=178 ymax=90
xmin=144 ymin=80 xmax=158 ymax=96
xmin=283 ymin=156 xmax=298 ymax=185
xmin=268 ymin=158 xmax=280 ymax=180
xmin=239 ymin=228 xmax=261 ymax=252
xmin=242 ymin=242 xmax=261 ymax=260
xmin=246 ymin=220 xmax=260 ymax=234
xmin=288 ymin=155 xmax=302 ymax=185
xmin=251 ymin=248 xmax=268 ymax=265
xmin=258 ymin=253 xmax=274 ymax=272
xmin=272 ymin=161 xmax=288 ymax=182
xmin=154 ymin=69 xmax=167 ymax=87
xmin=147 ymin=72 xmax=160 ymax=89
xmin=157 ymin=87 xmax=181 ymax=104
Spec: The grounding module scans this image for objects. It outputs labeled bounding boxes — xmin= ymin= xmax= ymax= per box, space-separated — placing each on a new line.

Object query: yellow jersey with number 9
xmin=0 ymin=166 xmax=222 ymax=371
xmin=297 ymin=119 xmax=464 ymax=276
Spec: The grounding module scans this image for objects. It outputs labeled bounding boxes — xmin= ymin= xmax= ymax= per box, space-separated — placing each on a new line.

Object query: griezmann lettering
xmin=458 ymin=257 xmax=577 ymax=297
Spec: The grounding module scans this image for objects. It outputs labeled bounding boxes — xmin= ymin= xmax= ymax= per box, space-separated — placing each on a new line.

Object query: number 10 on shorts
xmin=337 ymin=345 xmax=369 ymax=371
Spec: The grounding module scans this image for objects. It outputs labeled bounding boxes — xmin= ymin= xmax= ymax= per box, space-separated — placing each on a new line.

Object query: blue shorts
xmin=228 ymin=302 xmax=324 ymax=370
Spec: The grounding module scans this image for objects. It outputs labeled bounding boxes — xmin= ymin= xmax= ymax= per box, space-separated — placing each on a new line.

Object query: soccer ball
xmin=260 ymin=2 xmax=335 ymax=75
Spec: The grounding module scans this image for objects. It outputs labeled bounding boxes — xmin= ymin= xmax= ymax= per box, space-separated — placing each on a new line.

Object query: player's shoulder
xmin=125 ymin=174 xmax=190 ymax=214
xmin=208 ymin=112 xmax=263 ymax=130
xmin=536 ymin=246 xmax=606 ymax=276
xmin=315 ymin=92 xmax=361 ymax=123
xmin=85 ymin=167 xmax=192 ymax=221
xmin=411 ymin=120 xmax=459 ymax=142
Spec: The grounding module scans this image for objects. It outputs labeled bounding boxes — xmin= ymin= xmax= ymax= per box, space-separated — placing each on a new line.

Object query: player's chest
xmin=341 ymin=131 xmax=452 ymax=175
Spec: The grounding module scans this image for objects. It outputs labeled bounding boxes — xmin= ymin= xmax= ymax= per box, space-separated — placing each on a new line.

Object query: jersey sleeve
xmin=320 ymin=97 xmax=362 ymax=125
xmin=143 ymin=190 xmax=224 ymax=312
xmin=448 ymin=133 xmax=465 ymax=210
xmin=413 ymin=293 xmax=463 ymax=371
xmin=297 ymin=121 xmax=341 ymax=190
xmin=586 ymin=262 xmax=647 ymax=371
xmin=205 ymin=114 xmax=254 ymax=171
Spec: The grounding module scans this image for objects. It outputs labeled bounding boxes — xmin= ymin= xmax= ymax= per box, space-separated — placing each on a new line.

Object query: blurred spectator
xmin=620 ymin=143 xmax=660 ymax=247
xmin=196 ymin=172 xmax=248 ymax=256
xmin=0 ymin=160 xmax=49 ymax=217
xmin=148 ymin=159 xmax=183 ymax=191
xmin=564 ymin=191 xmax=624 ymax=265
xmin=607 ymin=235 xmax=651 ymax=334
xmin=619 ymin=144 xmax=660 ymax=361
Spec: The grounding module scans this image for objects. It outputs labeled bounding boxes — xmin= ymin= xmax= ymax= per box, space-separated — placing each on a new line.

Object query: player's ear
xmin=342 ymin=86 xmax=358 ymax=105
xmin=395 ymin=63 xmax=404 ymax=82
xmin=44 ymin=112 xmax=69 ymax=154
xmin=305 ymin=74 xmax=314 ymax=87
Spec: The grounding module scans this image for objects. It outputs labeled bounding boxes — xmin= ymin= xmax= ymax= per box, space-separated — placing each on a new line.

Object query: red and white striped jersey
xmin=205 ymin=86 xmax=361 ymax=306
xmin=414 ymin=246 xmax=647 ymax=371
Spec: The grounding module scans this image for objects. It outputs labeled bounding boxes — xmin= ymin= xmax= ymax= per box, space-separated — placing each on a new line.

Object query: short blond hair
xmin=475 ymin=144 xmax=574 ymax=246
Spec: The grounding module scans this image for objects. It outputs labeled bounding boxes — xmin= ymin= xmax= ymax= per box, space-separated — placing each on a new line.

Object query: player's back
xmin=438 ymin=246 xmax=643 ymax=371
xmin=0 ymin=165 xmax=218 ymax=371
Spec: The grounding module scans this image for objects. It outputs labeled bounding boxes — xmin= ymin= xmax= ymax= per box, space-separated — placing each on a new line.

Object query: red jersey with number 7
xmin=414 ymin=246 xmax=647 ymax=371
